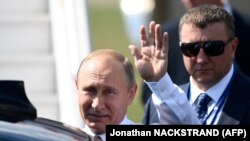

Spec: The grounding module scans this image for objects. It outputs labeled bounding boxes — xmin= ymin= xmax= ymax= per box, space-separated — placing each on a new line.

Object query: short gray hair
xmin=76 ymin=49 xmax=136 ymax=89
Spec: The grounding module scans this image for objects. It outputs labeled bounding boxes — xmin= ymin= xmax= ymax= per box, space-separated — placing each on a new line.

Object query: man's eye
xmin=83 ymin=87 xmax=96 ymax=94
xmin=104 ymin=89 xmax=115 ymax=95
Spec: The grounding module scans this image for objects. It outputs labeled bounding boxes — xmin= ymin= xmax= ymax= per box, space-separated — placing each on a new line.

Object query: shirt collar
xmin=120 ymin=115 xmax=135 ymax=125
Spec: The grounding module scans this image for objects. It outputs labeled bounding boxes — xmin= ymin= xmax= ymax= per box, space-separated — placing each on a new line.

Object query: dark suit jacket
xmin=232 ymin=9 xmax=250 ymax=77
xmin=142 ymin=66 xmax=250 ymax=125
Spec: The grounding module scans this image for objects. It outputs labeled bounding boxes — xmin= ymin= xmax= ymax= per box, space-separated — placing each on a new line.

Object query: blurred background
xmin=0 ymin=0 xmax=249 ymax=128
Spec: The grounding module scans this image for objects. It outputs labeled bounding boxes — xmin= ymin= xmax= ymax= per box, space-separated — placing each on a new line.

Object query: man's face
xmin=180 ymin=22 xmax=237 ymax=89
xmin=76 ymin=56 xmax=136 ymax=134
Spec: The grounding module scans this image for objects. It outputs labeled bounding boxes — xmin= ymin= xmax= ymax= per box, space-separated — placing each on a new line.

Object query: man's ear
xmin=128 ymin=84 xmax=137 ymax=105
xmin=231 ymin=37 xmax=238 ymax=58
xmin=75 ymin=79 xmax=78 ymax=89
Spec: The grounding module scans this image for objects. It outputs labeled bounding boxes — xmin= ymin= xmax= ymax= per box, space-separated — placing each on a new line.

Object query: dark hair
xmin=179 ymin=4 xmax=235 ymax=40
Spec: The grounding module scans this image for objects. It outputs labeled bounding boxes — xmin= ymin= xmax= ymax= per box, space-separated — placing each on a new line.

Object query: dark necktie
xmin=194 ymin=93 xmax=212 ymax=124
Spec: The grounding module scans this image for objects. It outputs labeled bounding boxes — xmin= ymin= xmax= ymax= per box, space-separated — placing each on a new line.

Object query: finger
xmin=149 ymin=21 xmax=156 ymax=45
xmin=155 ymin=24 xmax=162 ymax=50
xmin=161 ymin=32 xmax=169 ymax=54
xmin=140 ymin=25 xmax=148 ymax=47
xmin=128 ymin=45 xmax=141 ymax=63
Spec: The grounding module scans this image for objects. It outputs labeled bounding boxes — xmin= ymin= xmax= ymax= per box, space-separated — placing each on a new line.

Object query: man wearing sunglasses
xmin=141 ymin=0 xmax=250 ymax=110
xmin=134 ymin=4 xmax=250 ymax=125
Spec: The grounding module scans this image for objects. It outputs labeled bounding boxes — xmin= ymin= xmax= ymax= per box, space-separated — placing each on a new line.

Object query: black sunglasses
xmin=180 ymin=39 xmax=232 ymax=57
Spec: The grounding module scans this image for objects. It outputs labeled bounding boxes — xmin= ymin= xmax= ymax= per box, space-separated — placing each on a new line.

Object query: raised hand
xmin=129 ymin=21 xmax=169 ymax=82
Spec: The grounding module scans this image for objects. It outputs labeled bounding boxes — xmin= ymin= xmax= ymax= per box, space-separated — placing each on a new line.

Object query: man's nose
xmin=196 ymin=48 xmax=209 ymax=63
xmin=92 ymin=96 xmax=105 ymax=111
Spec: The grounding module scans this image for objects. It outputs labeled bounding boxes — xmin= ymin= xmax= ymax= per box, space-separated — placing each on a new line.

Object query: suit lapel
xmin=216 ymin=112 xmax=239 ymax=125
xmin=218 ymin=67 xmax=250 ymax=124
